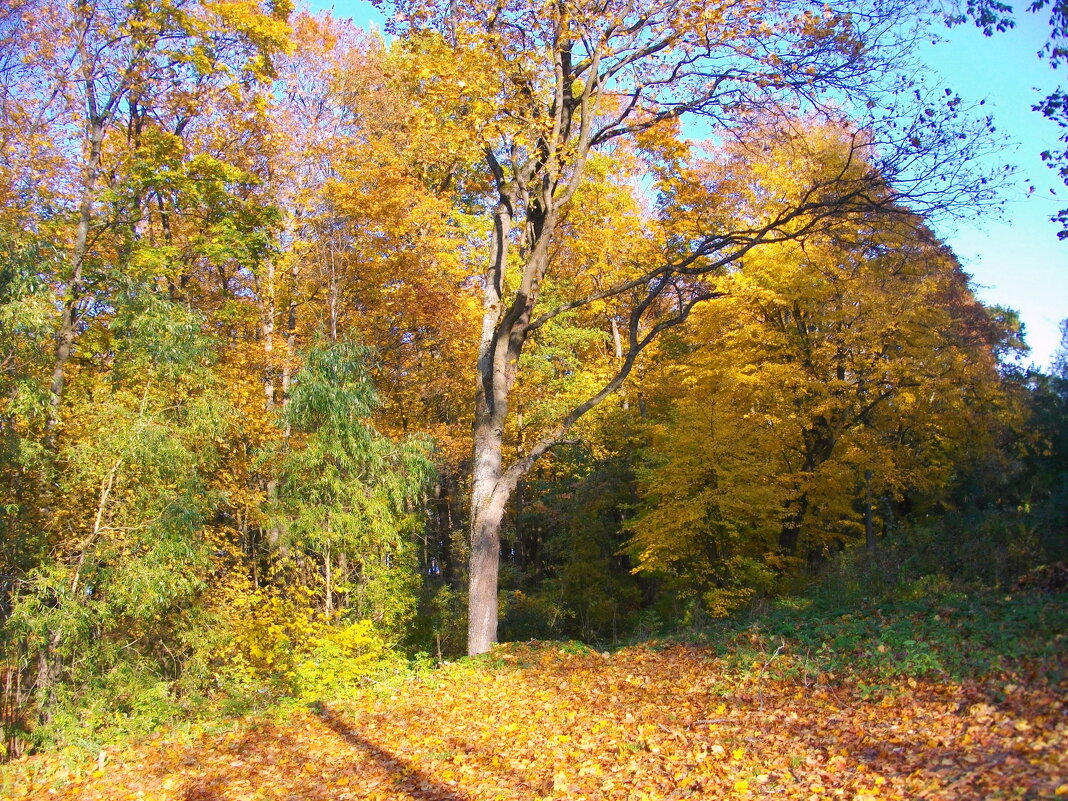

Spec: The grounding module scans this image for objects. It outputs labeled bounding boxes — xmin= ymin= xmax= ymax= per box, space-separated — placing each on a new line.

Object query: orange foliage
xmin=7 ymin=644 xmax=1064 ymax=800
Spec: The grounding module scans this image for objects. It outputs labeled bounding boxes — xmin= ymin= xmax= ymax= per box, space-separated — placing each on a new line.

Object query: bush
xmin=293 ymin=620 xmax=390 ymax=701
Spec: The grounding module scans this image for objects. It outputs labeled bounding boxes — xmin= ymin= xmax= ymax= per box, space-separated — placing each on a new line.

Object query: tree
xmin=628 ymin=201 xmax=1015 ymax=615
xmin=0 ymin=0 xmax=294 ymax=736
xmin=231 ymin=15 xmax=482 ymax=629
xmin=6 ymin=290 xmax=228 ymax=725
xmin=0 ymin=0 xmax=291 ymax=440
xmin=1034 ymin=0 xmax=1068 ymax=235
xmin=273 ymin=340 xmax=434 ymax=635
xmin=390 ymin=0 xmax=996 ymax=653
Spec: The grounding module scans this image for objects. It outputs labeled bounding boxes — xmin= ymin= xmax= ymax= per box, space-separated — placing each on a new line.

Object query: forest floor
xmin=3 ymin=593 xmax=1066 ymax=801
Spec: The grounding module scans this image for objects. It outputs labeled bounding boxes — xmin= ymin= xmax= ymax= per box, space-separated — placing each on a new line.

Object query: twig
xmin=757 ymin=640 xmax=786 ymax=712
xmin=656 ymin=722 xmax=687 ymax=739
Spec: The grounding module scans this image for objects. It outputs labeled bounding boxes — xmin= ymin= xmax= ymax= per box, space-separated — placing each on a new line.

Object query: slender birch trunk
xmin=259 ymin=258 xmax=284 ymax=551
xmin=46 ymin=115 xmax=104 ymax=440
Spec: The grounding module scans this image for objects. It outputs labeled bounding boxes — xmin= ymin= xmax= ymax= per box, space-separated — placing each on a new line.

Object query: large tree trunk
xmin=467 ymin=438 xmax=507 ymax=654
xmin=463 ymin=180 xmax=630 ymax=653
xmin=466 ymin=190 xmax=512 ymax=655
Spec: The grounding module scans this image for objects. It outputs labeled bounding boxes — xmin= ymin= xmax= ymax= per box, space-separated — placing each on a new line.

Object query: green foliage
xmin=32 ymin=666 xmax=183 ymax=753
xmin=0 ymin=231 xmax=58 ymax=575
xmin=272 ymin=339 xmax=435 ymax=641
xmin=2 ymin=288 xmax=228 ymax=748
xmin=650 ymin=481 xmax=1068 ymax=689
xmin=675 ymin=546 xmax=1068 ymax=688
xmin=497 ymin=443 xmax=644 ymax=645
xmin=108 ymin=288 xmax=217 ymax=389
xmin=713 ymin=589 xmax=1068 ymax=685
xmin=409 ymin=582 xmax=468 ymax=659
xmin=543 ymin=461 xmax=644 ymax=642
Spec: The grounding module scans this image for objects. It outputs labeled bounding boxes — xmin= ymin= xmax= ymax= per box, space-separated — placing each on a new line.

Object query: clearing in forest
xmin=3 ymin=628 xmax=1065 ymax=801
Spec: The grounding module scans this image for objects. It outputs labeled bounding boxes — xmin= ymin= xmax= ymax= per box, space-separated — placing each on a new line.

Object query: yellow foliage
xmin=704 ymin=587 xmax=756 ymax=619
xmin=630 ymin=129 xmax=1013 ymax=603
xmin=205 ymin=0 xmax=294 ymax=63
xmin=208 ymin=575 xmax=389 ymax=699
xmin=293 ymin=620 xmax=388 ymax=701
xmin=213 ymin=582 xmax=321 ymax=687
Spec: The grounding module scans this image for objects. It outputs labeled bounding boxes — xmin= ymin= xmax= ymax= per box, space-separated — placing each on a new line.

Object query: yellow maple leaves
xmin=629 ymin=142 xmax=1016 ymax=606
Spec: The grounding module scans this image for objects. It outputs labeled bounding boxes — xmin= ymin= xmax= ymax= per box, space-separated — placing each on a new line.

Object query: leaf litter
xmin=4 ymin=642 xmax=1065 ymax=800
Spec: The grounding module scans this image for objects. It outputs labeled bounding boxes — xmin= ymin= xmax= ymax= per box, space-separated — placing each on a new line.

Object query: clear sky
xmin=919 ymin=13 xmax=1066 ymax=369
xmin=309 ymin=0 xmax=1065 ymax=368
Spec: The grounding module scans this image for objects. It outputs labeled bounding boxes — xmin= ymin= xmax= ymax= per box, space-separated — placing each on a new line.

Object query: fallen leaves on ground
xmin=4 ymin=643 xmax=1065 ymax=800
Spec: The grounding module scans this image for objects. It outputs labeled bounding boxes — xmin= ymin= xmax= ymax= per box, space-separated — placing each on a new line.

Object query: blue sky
xmin=309 ymin=0 xmax=1065 ymax=368
xmin=919 ymin=13 xmax=1066 ymax=369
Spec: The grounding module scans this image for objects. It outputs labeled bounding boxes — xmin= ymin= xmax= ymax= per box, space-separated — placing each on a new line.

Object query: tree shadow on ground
xmin=178 ymin=707 xmax=472 ymax=801
xmin=315 ymin=704 xmax=472 ymax=801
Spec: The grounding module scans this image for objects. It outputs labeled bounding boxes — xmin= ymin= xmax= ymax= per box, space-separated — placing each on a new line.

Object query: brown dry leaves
xmin=6 ymin=644 xmax=1065 ymax=801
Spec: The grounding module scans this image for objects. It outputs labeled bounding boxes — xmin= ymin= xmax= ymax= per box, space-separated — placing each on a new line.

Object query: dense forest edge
xmin=1 ymin=0 xmax=1067 ymax=793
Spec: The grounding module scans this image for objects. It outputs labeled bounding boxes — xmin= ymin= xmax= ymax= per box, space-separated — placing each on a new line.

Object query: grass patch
xmin=675 ymin=581 xmax=1067 ymax=686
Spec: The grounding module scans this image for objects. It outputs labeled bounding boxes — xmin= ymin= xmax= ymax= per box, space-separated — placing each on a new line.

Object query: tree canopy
xmin=0 ymin=0 xmax=1062 ymax=758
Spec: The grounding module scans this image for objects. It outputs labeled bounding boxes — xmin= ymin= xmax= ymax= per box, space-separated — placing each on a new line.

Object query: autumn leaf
xmin=6 ymin=642 xmax=1064 ymax=801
